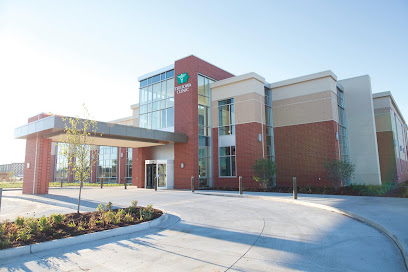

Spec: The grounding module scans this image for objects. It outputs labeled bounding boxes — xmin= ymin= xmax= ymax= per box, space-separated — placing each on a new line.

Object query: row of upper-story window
xmin=140 ymin=70 xmax=174 ymax=88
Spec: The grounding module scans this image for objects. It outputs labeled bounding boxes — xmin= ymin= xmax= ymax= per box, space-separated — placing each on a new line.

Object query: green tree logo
xmin=177 ymin=73 xmax=189 ymax=84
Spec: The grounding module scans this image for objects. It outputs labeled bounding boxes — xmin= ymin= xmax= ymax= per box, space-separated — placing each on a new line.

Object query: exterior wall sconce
xmin=120 ymin=152 xmax=124 ymax=158
xmin=181 ymin=163 xmax=184 ymax=169
xmin=258 ymin=134 xmax=262 ymax=142
xmin=26 ymin=163 xmax=30 ymax=169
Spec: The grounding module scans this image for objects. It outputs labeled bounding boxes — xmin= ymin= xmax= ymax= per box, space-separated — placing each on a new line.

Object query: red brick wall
xmin=376 ymin=131 xmax=397 ymax=183
xmin=132 ymin=147 xmax=151 ymax=188
xmin=212 ymin=122 xmax=266 ymax=189
xmin=23 ymin=114 xmax=53 ymax=194
xmin=174 ymin=55 xmax=234 ymax=189
xmin=274 ymin=120 xmax=340 ymax=187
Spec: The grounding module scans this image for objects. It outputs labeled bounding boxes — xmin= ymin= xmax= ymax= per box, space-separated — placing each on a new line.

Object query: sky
xmin=0 ymin=0 xmax=407 ymax=164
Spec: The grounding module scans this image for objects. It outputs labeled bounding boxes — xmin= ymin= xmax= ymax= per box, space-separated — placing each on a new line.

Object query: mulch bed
xmin=2 ymin=208 xmax=162 ymax=249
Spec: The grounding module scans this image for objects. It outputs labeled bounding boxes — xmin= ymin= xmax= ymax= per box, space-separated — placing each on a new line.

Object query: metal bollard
xmin=191 ymin=176 xmax=195 ymax=193
xmin=239 ymin=176 xmax=243 ymax=195
xmin=154 ymin=177 xmax=158 ymax=191
xmin=0 ymin=188 xmax=2 ymax=213
xmin=293 ymin=177 xmax=297 ymax=199
xmin=100 ymin=179 xmax=103 ymax=189
xmin=124 ymin=179 xmax=127 ymax=190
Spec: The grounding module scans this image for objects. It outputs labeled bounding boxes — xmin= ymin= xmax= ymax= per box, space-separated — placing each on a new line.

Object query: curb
xmin=0 ymin=211 xmax=170 ymax=261
xmin=195 ymin=191 xmax=408 ymax=271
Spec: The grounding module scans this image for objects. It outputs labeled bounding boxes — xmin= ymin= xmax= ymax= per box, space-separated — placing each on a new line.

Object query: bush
xmin=50 ymin=213 xmax=65 ymax=225
xmin=15 ymin=216 xmax=25 ymax=227
xmin=128 ymin=200 xmax=138 ymax=213
xmin=252 ymin=159 xmax=276 ymax=188
xmin=324 ymin=159 xmax=356 ymax=189
xmin=38 ymin=216 xmax=51 ymax=232
xmin=124 ymin=213 xmax=133 ymax=223
xmin=24 ymin=218 xmax=39 ymax=234
xmin=17 ymin=228 xmax=31 ymax=242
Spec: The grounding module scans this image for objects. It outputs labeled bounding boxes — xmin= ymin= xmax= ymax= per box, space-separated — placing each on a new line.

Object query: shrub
xmin=50 ymin=213 xmax=65 ymax=225
xmin=124 ymin=213 xmax=133 ymax=223
xmin=105 ymin=201 xmax=113 ymax=211
xmin=128 ymin=200 xmax=138 ymax=213
xmin=0 ymin=239 xmax=9 ymax=249
xmin=143 ymin=205 xmax=154 ymax=220
xmin=96 ymin=204 xmax=105 ymax=212
xmin=252 ymin=159 xmax=276 ymax=188
xmin=115 ymin=209 xmax=126 ymax=224
xmin=38 ymin=216 xmax=51 ymax=232
xmin=77 ymin=221 xmax=85 ymax=231
xmin=24 ymin=218 xmax=39 ymax=234
xmin=15 ymin=216 xmax=25 ymax=227
xmin=324 ymin=159 xmax=356 ymax=189
xmin=88 ymin=215 xmax=97 ymax=229
xmin=17 ymin=228 xmax=31 ymax=241
xmin=68 ymin=221 xmax=76 ymax=228
xmin=103 ymin=211 xmax=115 ymax=225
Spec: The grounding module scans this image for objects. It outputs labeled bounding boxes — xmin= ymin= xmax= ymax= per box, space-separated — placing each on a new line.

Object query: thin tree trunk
xmin=77 ymin=179 xmax=83 ymax=213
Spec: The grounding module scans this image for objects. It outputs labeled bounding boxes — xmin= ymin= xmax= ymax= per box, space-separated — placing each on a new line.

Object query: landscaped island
xmin=0 ymin=201 xmax=162 ymax=249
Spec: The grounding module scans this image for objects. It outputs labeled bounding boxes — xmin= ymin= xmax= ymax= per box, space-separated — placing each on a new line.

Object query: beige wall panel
xmin=373 ymin=96 xmax=391 ymax=110
xmin=272 ymin=90 xmax=332 ymax=107
xmin=375 ymin=112 xmax=392 ymax=132
xmin=211 ymin=92 xmax=264 ymax=127
xmin=211 ymin=78 xmax=264 ymax=102
xmin=273 ymin=97 xmax=337 ymax=127
xmin=271 ymin=77 xmax=337 ymax=101
xmin=338 ymin=75 xmax=381 ymax=185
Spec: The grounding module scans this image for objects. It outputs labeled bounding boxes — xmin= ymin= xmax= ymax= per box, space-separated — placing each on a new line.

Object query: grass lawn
xmin=0 ymin=182 xmax=128 ymax=189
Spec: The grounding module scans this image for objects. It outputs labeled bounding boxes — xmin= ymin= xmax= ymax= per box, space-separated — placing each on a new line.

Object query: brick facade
xmin=212 ymin=122 xmax=266 ymax=189
xmin=173 ymin=56 xmax=233 ymax=189
xmin=274 ymin=120 xmax=340 ymax=187
xmin=132 ymin=147 xmax=151 ymax=188
xmin=23 ymin=113 xmax=53 ymax=194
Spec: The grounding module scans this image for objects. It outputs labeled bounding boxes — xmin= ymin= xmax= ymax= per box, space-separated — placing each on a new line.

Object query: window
xmin=337 ymin=88 xmax=349 ymax=162
xmin=198 ymin=74 xmax=215 ymax=188
xmin=265 ymin=88 xmax=274 ymax=161
xmin=126 ymin=148 xmax=132 ymax=183
xmin=97 ymin=146 xmax=118 ymax=184
xmin=219 ymin=146 xmax=236 ymax=177
xmin=218 ymin=98 xmax=235 ymax=135
xmin=139 ymin=70 xmax=174 ymax=129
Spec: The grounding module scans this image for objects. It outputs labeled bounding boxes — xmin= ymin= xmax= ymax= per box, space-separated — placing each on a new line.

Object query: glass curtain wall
xmin=126 ymin=148 xmax=132 ymax=184
xmin=218 ymin=98 xmax=236 ymax=177
xmin=139 ymin=70 xmax=175 ymax=130
xmin=55 ymin=143 xmax=69 ymax=183
xmin=337 ymin=88 xmax=349 ymax=162
xmin=198 ymin=74 xmax=215 ymax=188
xmin=265 ymin=88 xmax=275 ymax=161
xmin=97 ymin=146 xmax=118 ymax=184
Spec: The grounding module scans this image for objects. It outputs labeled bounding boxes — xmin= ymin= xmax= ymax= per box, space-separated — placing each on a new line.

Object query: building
xmin=14 ymin=55 xmax=408 ymax=194
xmin=0 ymin=163 xmax=24 ymax=177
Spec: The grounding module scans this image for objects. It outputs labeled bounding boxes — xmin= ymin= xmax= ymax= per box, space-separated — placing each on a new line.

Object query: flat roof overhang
xmin=14 ymin=115 xmax=188 ymax=148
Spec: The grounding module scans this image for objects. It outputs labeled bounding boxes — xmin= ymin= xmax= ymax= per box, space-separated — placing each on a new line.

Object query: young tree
xmin=58 ymin=105 xmax=99 ymax=213
xmin=323 ymin=158 xmax=356 ymax=189
xmin=252 ymin=158 xmax=276 ymax=189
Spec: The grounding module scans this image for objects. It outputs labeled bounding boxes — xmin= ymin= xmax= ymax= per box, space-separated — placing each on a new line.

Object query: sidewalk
xmin=196 ymin=190 xmax=408 ymax=268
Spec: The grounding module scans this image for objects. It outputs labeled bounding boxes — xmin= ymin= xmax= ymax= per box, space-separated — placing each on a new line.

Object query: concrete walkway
xmin=0 ymin=188 xmax=406 ymax=271
xmin=196 ymin=190 xmax=408 ymax=268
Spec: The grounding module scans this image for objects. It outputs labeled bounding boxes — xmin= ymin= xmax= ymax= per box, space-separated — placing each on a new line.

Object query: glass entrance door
xmin=157 ymin=164 xmax=167 ymax=187
xmin=146 ymin=164 xmax=156 ymax=189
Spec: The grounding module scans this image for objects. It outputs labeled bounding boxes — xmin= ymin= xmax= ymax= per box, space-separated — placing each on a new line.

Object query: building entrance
xmin=145 ymin=163 xmax=156 ymax=189
xmin=145 ymin=160 xmax=171 ymax=189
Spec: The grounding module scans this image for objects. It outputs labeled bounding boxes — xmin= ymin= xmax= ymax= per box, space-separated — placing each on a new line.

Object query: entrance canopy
xmin=15 ymin=115 xmax=188 ymax=148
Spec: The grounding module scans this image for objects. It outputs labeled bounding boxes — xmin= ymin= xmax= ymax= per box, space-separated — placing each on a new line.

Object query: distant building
xmin=0 ymin=163 xmax=24 ymax=177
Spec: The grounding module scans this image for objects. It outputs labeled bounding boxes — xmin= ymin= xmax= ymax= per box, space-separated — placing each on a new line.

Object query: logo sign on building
xmin=175 ymin=72 xmax=191 ymax=94
xmin=177 ymin=73 xmax=189 ymax=84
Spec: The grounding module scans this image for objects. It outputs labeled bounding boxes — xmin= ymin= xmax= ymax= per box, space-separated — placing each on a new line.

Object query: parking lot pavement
xmin=0 ymin=188 xmax=406 ymax=271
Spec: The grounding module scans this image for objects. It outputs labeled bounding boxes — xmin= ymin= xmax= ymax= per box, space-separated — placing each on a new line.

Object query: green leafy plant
xmin=252 ymin=158 xmax=276 ymax=188
xmin=38 ymin=216 xmax=51 ymax=232
xmin=50 ymin=213 xmax=65 ymax=225
xmin=77 ymin=221 xmax=86 ymax=231
xmin=324 ymin=158 xmax=356 ymax=189
xmin=24 ymin=217 xmax=39 ymax=234
xmin=68 ymin=221 xmax=76 ymax=228
xmin=128 ymin=200 xmax=138 ymax=213
xmin=115 ymin=209 xmax=126 ymax=224
xmin=105 ymin=202 xmax=113 ymax=211
xmin=15 ymin=216 xmax=25 ymax=227
xmin=143 ymin=205 xmax=154 ymax=220
xmin=17 ymin=228 xmax=31 ymax=242
xmin=97 ymin=204 xmax=105 ymax=212
xmin=88 ymin=215 xmax=97 ymax=229
xmin=124 ymin=213 xmax=133 ymax=223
